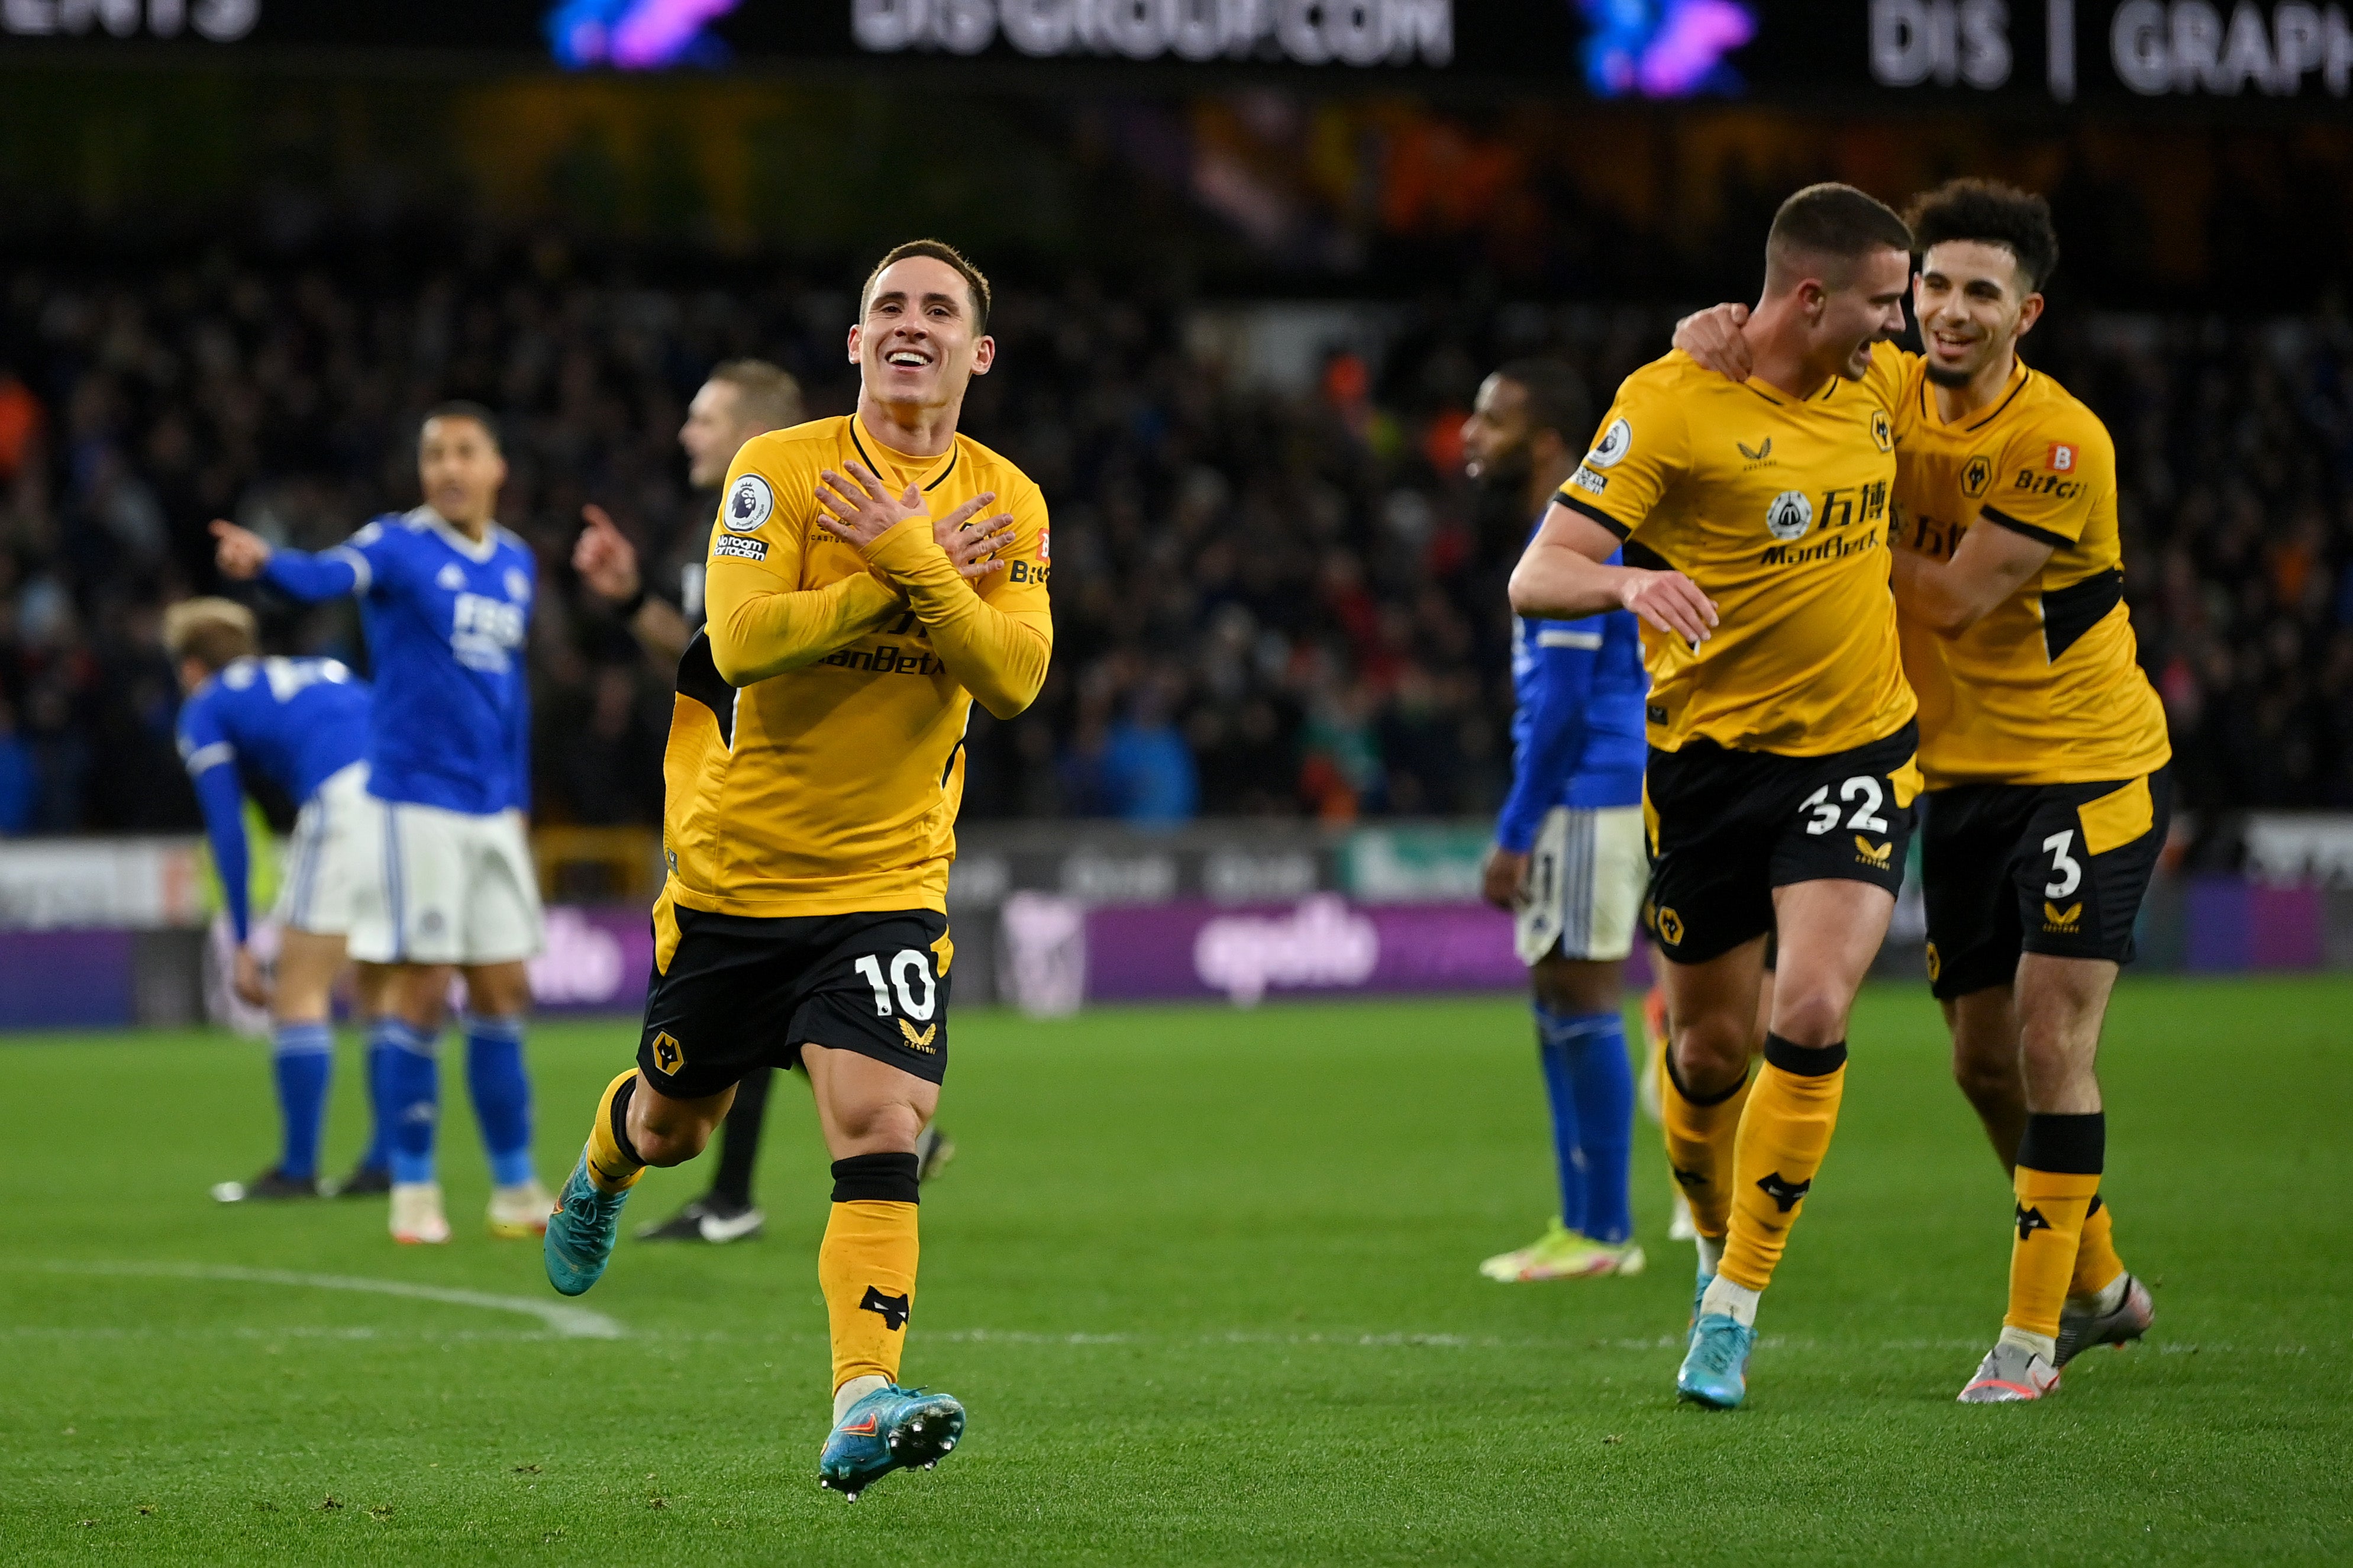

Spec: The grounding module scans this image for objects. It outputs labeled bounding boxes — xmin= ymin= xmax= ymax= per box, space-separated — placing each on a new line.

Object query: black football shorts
xmin=1921 ymin=768 xmax=2173 ymax=1000
xmin=635 ymin=906 xmax=953 ymax=1099
xmin=1642 ymin=721 xmax=1921 ymax=966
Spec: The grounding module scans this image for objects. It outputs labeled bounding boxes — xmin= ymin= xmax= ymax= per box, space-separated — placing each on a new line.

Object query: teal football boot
xmin=818 ymin=1385 xmax=966 ymax=1501
xmin=1677 ymin=1312 xmax=1755 ymax=1409
xmin=543 ymin=1152 xmax=630 ymax=1297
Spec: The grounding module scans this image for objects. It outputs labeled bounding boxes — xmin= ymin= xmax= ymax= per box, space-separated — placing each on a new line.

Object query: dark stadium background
xmin=1 ymin=6 xmax=2348 ymax=853
xmin=7 ymin=8 xmax=2353 ymax=1557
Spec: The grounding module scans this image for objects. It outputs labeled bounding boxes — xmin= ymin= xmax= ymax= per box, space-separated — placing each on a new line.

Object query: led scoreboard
xmin=0 ymin=1 xmax=2344 ymax=107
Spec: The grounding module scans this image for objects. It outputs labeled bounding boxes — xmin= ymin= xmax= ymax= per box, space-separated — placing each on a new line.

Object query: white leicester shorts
xmin=1515 ymin=804 xmax=1648 ymax=966
xmin=347 ymin=796 xmax=546 ymax=966
xmin=275 ymin=762 xmax=373 ymax=937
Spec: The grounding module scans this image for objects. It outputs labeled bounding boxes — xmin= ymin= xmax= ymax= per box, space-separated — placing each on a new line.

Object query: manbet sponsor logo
xmin=820 ymin=642 xmax=944 ymax=676
xmin=1193 ymin=893 xmax=1379 ymax=1006
xmin=1758 ymin=527 xmax=1883 ymax=567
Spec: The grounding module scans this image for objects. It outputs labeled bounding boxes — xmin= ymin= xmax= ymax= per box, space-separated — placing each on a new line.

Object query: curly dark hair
xmin=1905 ymin=178 xmax=2060 ymax=293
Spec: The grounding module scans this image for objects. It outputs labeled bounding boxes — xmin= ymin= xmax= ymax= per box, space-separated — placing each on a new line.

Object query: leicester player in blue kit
xmin=212 ymin=404 xmax=549 ymax=1246
xmin=1464 ymin=363 xmax=1651 ymax=1283
xmin=169 ymin=598 xmax=397 ymax=1202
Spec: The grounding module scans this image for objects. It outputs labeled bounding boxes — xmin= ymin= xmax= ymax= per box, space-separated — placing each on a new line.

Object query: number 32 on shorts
xmin=1798 ymin=776 xmax=1892 ymax=835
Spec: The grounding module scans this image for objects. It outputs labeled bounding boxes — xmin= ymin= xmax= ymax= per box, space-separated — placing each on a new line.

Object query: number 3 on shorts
xmin=853 ymin=950 xmax=940 ymax=1020
xmin=2042 ymin=830 xmax=2082 ymax=898
xmin=1800 ymin=776 xmax=1891 ymax=835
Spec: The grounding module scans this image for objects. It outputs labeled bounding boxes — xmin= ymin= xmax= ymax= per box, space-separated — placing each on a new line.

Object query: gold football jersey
xmin=1887 ymin=354 xmax=2169 ymax=788
xmin=656 ymin=414 xmax=1052 ymax=944
xmin=1558 ymin=343 xmax=1915 ymax=757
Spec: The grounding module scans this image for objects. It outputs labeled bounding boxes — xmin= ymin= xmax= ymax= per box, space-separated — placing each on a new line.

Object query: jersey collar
xmin=413 ymin=505 xmax=501 ymax=563
xmin=850 ymin=414 xmax=961 ymax=495
xmin=1921 ymin=355 xmax=2031 ymax=433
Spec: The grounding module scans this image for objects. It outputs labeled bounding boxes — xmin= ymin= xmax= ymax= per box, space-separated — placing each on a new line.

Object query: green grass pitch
xmin=5 ymin=976 xmax=2350 ymax=1563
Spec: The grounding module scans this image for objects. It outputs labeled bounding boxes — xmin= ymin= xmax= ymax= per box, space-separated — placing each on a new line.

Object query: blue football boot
xmin=543 ymin=1151 xmax=630 ymax=1297
xmin=818 ymin=1384 xmax=966 ymax=1502
xmin=1677 ymin=1312 xmax=1755 ymax=1409
xmin=1689 ymin=1264 xmax=1714 ymax=1347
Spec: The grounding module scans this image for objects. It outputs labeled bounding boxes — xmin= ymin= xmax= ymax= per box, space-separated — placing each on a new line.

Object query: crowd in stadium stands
xmin=0 ymin=251 xmax=2346 ymax=838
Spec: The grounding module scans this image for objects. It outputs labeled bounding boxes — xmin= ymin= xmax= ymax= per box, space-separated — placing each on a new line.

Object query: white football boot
xmin=390 ymin=1181 xmax=452 ymax=1245
xmin=488 ymin=1179 xmax=555 ymax=1238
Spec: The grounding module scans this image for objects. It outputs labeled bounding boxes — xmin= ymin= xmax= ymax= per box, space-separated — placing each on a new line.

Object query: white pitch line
xmin=44 ymin=1261 xmax=625 ymax=1339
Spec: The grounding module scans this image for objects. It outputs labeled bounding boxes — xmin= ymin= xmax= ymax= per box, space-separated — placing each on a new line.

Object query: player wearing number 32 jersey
xmin=544 ymin=240 xmax=1050 ymax=1501
xmin=1671 ymin=181 xmax=2171 ymax=1406
xmin=1512 ymin=183 xmax=1922 ymax=1411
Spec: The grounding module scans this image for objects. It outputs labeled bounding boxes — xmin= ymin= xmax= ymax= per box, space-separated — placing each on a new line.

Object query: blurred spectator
xmin=1099 ymin=677 xmax=1200 ymax=825
xmin=0 ymin=369 xmax=43 ymax=485
xmin=0 ymin=695 xmax=34 ymax=834
xmin=0 ymin=241 xmax=2345 ymax=834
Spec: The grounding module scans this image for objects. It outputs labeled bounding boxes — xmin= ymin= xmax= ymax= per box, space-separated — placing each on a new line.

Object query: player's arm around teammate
xmin=1515 ymin=185 xmax=1918 ymax=1410
xmin=1673 ymin=184 xmax=2171 ymax=1400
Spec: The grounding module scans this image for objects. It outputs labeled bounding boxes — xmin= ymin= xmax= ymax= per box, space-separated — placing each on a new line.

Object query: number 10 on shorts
xmin=854 ymin=950 xmax=940 ymax=1020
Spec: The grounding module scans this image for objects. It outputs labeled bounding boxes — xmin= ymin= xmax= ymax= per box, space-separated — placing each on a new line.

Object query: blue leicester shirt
xmin=262 ymin=507 xmax=534 ymax=818
xmin=176 ymin=656 xmax=370 ymax=942
xmin=1494 ymin=531 xmax=1648 ymax=856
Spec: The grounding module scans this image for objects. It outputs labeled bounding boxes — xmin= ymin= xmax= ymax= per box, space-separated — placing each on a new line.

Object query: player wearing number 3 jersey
xmin=1511 ymin=184 xmax=1920 ymax=1410
xmin=543 ymin=240 xmax=1051 ymax=1500
xmin=1673 ymin=182 xmax=2173 ymax=1407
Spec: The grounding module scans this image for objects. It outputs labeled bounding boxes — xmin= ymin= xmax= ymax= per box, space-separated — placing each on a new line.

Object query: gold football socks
xmin=1659 ymin=1047 xmax=1752 ymax=1255
xmin=1715 ymin=1034 xmax=1847 ymax=1313
xmin=2070 ymin=1193 xmax=2126 ymax=1300
xmin=2005 ymin=1113 xmax=2105 ymax=1357
xmin=584 ymin=1070 xmax=646 ymax=1195
xmin=820 ymin=1153 xmax=922 ymax=1411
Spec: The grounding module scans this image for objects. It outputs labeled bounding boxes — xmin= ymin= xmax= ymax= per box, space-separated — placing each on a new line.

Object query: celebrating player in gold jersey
xmin=1676 ymin=180 xmax=2172 ymax=1405
xmin=1511 ymin=184 xmax=1917 ymax=1410
xmin=542 ymin=240 xmax=1052 ymax=1498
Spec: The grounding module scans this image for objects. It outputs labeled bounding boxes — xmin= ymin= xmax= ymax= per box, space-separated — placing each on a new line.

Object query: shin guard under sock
xmin=271 ymin=1022 xmax=333 ymax=1182
xmin=2009 ymin=1112 xmax=2103 ymax=1340
xmin=462 ymin=1013 xmax=535 ymax=1188
xmin=1719 ymin=1034 xmax=1847 ymax=1293
xmin=374 ymin=1018 xmax=440 ymax=1186
xmin=821 ymin=1152 xmax=921 ymax=1394
xmin=585 ymin=1070 xmax=645 ymax=1193
xmin=1660 ymin=1047 xmax=1752 ymax=1243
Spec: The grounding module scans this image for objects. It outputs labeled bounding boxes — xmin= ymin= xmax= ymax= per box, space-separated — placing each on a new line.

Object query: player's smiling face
xmin=1823 ymin=245 xmax=1913 ymax=380
xmin=1915 ymin=239 xmax=2042 ymax=389
xmin=850 ymin=256 xmax=995 ymax=413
